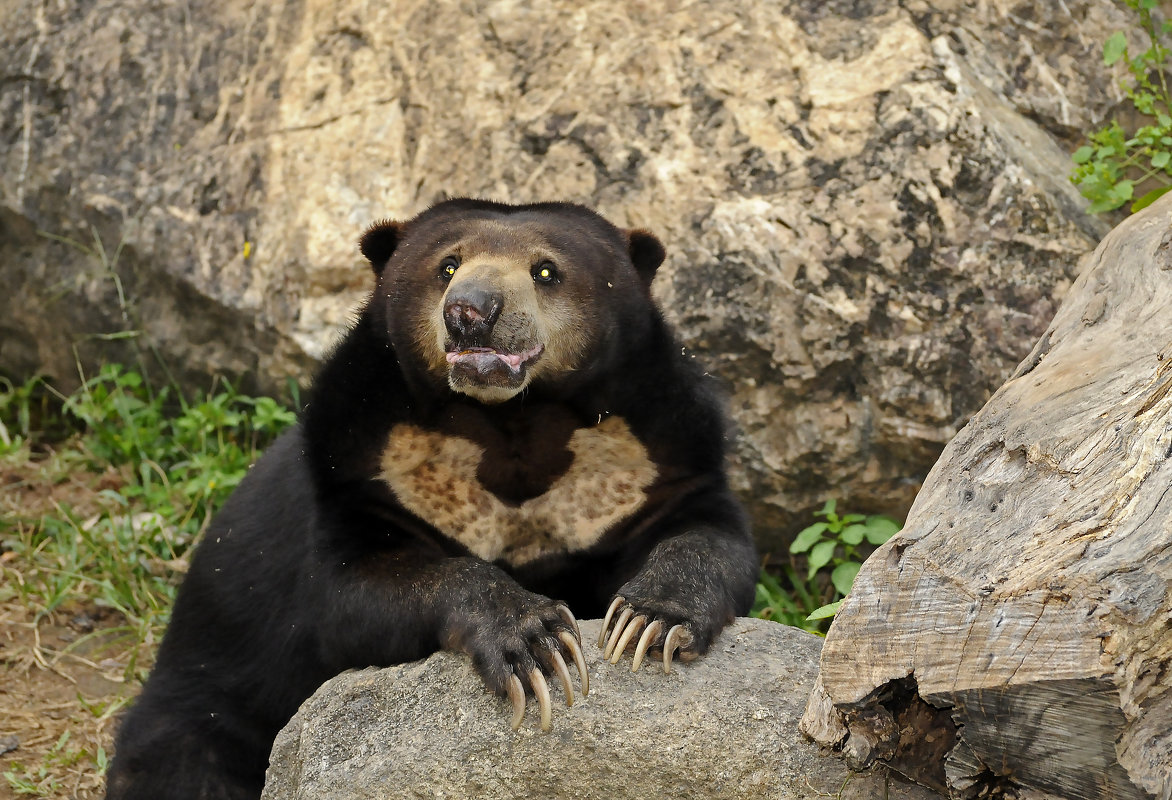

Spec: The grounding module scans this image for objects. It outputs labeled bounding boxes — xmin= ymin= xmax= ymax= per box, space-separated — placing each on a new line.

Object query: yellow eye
xmin=533 ymin=261 xmax=558 ymax=284
xmin=440 ymin=256 xmax=459 ymax=279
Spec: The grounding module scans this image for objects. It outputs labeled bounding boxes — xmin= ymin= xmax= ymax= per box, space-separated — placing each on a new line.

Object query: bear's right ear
xmin=359 ymin=220 xmax=402 ymax=275
xmin=627 ymin=229 xmax=666 ymax=285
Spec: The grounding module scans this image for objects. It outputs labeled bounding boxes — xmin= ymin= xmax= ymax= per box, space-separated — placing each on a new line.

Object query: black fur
xmin=105 ymin=200 xmax=757 ymax=800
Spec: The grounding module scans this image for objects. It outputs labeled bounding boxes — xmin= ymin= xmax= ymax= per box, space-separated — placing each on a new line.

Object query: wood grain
xmin=801 ymin=196 xmax=1172 ymax=799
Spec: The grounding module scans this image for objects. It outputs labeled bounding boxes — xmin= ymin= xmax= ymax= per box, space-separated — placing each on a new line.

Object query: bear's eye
xmin=439 ymin=256 xmax=459 ymax=280
xmin=532 ymin=261 xmax=559 ymax=284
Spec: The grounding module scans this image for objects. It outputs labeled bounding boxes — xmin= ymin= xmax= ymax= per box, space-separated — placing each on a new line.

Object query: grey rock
xmin=263 ymin=618 xmax=941 ymax=799
xmin=1 ymin=0 xmax=1121 ymax=547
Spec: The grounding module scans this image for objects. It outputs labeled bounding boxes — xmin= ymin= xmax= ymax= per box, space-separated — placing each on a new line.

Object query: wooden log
xmin=800 ymin=196 xmax=1172 ymax=800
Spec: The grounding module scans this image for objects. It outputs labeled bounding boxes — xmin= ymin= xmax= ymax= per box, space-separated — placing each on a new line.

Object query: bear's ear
xmin=627 ymin=229 xmax=666 ymax=285
xmin=359 ymin=220 xmax=402 ymax=275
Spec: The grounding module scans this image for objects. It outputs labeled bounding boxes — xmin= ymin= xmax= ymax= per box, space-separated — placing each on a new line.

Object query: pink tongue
xmin=446 ymin=345 xmax=542 ymax=371
xmin=446 ymin=350 xmax=524 ymax=370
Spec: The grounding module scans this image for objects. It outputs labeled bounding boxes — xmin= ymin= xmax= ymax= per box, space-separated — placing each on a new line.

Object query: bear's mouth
xmin=445 ymin=344 xmax=544 ymax=393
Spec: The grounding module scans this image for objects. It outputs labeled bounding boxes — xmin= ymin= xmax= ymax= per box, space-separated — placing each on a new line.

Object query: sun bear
xmin=104 ymin=199 xmax=757 ymax=800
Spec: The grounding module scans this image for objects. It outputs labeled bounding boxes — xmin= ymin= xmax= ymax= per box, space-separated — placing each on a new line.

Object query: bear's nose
xmin=444 ymin=288 xmax=503 ymax=341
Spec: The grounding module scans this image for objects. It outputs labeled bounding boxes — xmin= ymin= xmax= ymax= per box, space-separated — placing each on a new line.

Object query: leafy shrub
xmin=1071 ymin=0 xmax=1172 ymax=213
xmin=752 ymin=500 xmax=901 ymax=633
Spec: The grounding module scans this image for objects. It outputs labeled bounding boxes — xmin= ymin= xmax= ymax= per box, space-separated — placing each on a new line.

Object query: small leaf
xmin=754 ymin=583 xmax=774 ymax=607
xmin=864 ymin=516 xmax=902 ymax=544
xmin=790 ymin=522 xmax=827 ymax=553
xmin=1131 ymin=184 xmax=1172 ymax=212
xmin=807 ymin=600 xmax=843 ymax=621
xmin=757 ymin=568 xmax=784 ymax=596
xmin=841 ymin=523 xmax=866 ymax=545
xmin=1115 ymin=180 xmax=1135 ymax=201
xmin=1072 ymin=145 xmax=1094 ymax=164
xmin=831 ymin=561 xmax=862 ymax=596
xmin=1152 ymin=151 xmax=1170 ymax=169
xmin=1104 ymin=32 xmax=1128 ymax=66
xmin=1141 ymin=0 xmax=1158 ymax=9
xmin=807 ymin=540 xmax=837 ymax=579
xmin=818 ymin=498 xmax=837 ymax=517
xmin=1089 ymin=195 xmax=1126 ymax=213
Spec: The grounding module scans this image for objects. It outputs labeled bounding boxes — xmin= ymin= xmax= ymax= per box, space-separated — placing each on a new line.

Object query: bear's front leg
xmin=598 ymin=500 xmax=757 ymax=674
xmin=318 ymin=553 xmax=587 ymax=732
xmin=440 ymin=568 xmax=589 ymax=732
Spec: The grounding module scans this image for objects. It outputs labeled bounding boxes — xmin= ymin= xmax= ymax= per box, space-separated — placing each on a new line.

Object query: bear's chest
xmin=378 ymin=416 xmax=657 ymax=566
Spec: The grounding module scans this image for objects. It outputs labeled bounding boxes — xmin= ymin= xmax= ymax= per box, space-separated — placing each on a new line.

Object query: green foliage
xmin=0 ymin=375 xmax=63 ymax=456
xmin=1071 ymin=0 xmax=1172 ymax=213
xmin=751 ymin=499 xmax=901 ymax=634
xmin=751 ymin=563 xmax=826 ymax=633
xmin=0 ymin=366 xmax=297 ymax=667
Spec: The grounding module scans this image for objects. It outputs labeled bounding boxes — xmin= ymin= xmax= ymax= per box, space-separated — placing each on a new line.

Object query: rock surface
xmin=1 ymin=0 xmax=1125 ymax=547
xmin=801 ymin=196 xmax=1172 ymax=799
xmin=262 ymin=618 xmax=940 ymax=800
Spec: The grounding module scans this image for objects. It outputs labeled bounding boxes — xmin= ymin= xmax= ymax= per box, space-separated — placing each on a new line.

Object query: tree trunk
xmin=800 ymin=196 xmax=1172 ymax=800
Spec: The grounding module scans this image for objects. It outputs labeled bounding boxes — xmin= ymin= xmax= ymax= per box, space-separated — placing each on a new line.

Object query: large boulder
xmin=1 ymin=0 xmax=1123 ymax=547
xmin=262 ymin=618 xmax=942 ymax=799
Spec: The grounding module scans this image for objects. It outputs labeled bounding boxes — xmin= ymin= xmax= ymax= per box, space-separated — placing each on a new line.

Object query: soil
xmin=0 ymin=599 xmax=142 ymax=800
xmin=0 ymin=445 xmax=147 ymax=799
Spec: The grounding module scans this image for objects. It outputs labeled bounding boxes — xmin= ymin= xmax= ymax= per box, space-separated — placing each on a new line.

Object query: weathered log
xmin=800 ymin=196 xmax=1172 ymax=800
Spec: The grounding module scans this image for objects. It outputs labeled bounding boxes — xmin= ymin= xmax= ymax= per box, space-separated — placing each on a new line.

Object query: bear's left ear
xmin=627 ymin=229 xmax=666 ymax=285
xmin=359 ymin=220 xmax=402 ymax=275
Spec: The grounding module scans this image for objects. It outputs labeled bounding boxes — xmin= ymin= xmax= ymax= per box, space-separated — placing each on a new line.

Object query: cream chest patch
xmin=378 ymin=417 xmax=657 ymax=565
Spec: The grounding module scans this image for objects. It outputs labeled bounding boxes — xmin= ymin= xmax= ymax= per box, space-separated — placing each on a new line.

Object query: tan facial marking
xmin=378 ymin=417 xmax=657 ymax=565
xmin=409 ymin=222 xmax=593 ymax=402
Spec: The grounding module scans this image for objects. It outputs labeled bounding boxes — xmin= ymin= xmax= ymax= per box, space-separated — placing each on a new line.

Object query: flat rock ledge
xmin=263 ymin=618 xmax=940 ymax=800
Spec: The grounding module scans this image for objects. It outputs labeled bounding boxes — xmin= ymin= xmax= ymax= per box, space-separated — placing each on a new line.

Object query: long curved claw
xmin=558 ymin=630 xmax=589 ymax=697
xmin=506 ymin=673 xmax=526 ymax=730
xmin=599 ymin=596 xmax=625 ymax=647
xmin=663 ymin=624 xmax=686 ymax=675
xmin=556 ymin=604 xmax=581 ymax=642
xmin=529 ymin=668 xmax=552 ymax=732
xmin=631 ymin=618 xmax=663 ymax=672
xmin=609 ymin=614 xmax=647 ymax=664
xmin=550 ymin=650 xmax=575 ymax=707
xmin=603 ymin=607 xmax=634 ymax=660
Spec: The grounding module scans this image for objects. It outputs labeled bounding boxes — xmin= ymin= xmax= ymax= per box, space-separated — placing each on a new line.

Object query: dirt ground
xmin=0 ymin=598 xmax=141 ymax=800
xmin=0 ymin=444 xmax=148 ymax=799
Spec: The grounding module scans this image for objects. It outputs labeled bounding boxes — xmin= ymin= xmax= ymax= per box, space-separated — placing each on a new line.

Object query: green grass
xmin=0 ymin=365 xmax=297 ymax=678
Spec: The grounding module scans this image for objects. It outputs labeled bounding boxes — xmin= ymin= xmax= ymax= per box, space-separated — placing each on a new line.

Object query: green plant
xmin=751 ymin=562 xmax=828 ymax=633
xmin=0 ymin=365 xmax=297 ymax=660
xmin=1071 ymin=0 xmax=1172 ymax=213
xmin=0 ymin=375 xmax=62 ymax=455
xmin=752 ymin=500 xmax=900 ymax=633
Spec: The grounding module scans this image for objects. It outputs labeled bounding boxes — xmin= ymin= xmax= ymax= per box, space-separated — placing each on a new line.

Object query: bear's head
xmin=359 ymin=200 xmax=666 ymax=404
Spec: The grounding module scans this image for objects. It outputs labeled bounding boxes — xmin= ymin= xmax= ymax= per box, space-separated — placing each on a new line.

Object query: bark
xmin=801 ymin=196 xmax=1172 ymax=800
